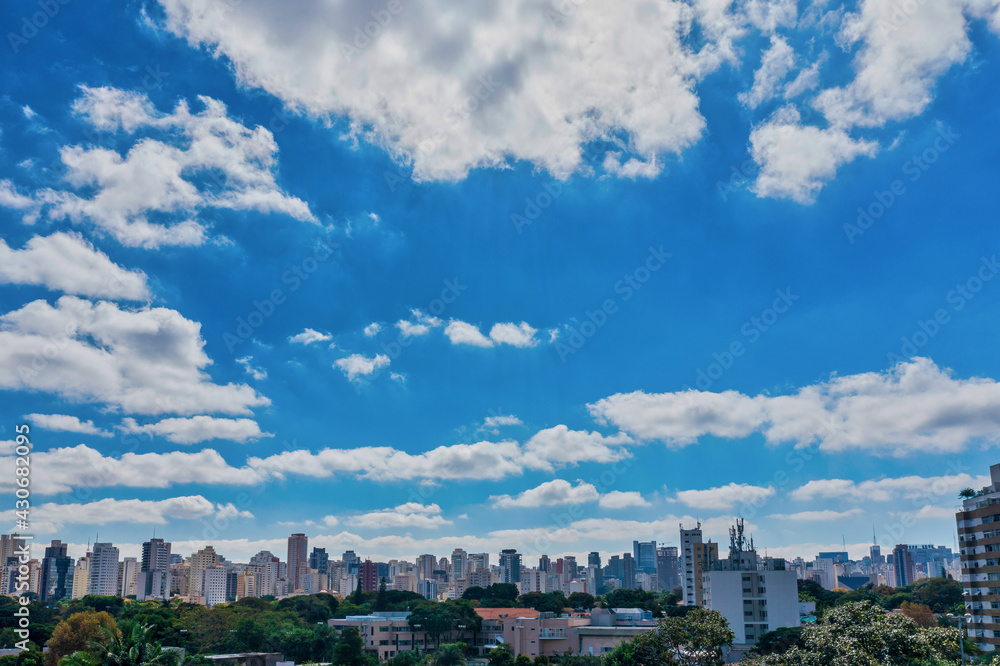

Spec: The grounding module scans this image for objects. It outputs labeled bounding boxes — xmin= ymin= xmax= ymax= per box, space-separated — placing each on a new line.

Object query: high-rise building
xmin=40 ymin=540 xmax=74 ymax=602
xmin=633 ymin=541 xmax=657 ymax=573
xmin=142 ymin=538 xmax=172 ymax=572
xmin=250 ymin=550 xmax=280 ymax=597
xmin=622 ymin=553 xmax=636 ymax=589
xmin=71 ymin=555 xmax=91 ymax=599
xmin=958 ymin=464 xmax=1000 ymax=652
xmin=656 ymin=546 xmax=680 ymax=592
xmin=88 ymin=543 xmax=120 ymax=596
xmin=200 ymin=565 xmax=228 ymax=606
xmin=892 ymin=545 xmax=915 ymax=587
xmin=188 ymin=546 xmax=219 ymax=597
xmin=451 ymin=549 xmax=468 ymax=580
xmin=309 ymin=547 xmax=329 ymax=574
xmin=360 ymin=560 xmax=378 ymax=592
xmin=500 ymin=549 xmax=522 ymax=584
xmin=468 ymin=553 xmax=489 ymax=573
xmin=588 ymin=552 xmax=602 ymax=568
xmin=118 ymin=557 xmax=138 ymax=597
xmin=681 ymin=522 xmax=718 ymax=606
xmin=0 ymin=534 xmax=25 ymax=564
xmin=539 ymin=555 xmax=550 ymax=572
xmin=870 ymin=544 xmax=884 ymax=564
xmin=416 ymin=554 xmax=436 ymax=580
xmin=288 ymin=534 xmax=308 ymax=591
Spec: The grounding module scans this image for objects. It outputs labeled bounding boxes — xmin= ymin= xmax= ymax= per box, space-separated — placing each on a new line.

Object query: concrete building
xmin=188 ymin=546 xmax=219 ymax=597
xmin=702 ymin=521 xmax=800 ymax=648
xmin=329 ymin=612 xmax=433 ymax=661
xmin=681 ymin=523 xmax=718 ymax=606
xmin=200 ymin=566 xmax=229 ymax=606
xmin=500 ymin=549 xmax=522 ymax=584
xmin=451 ymin=549 xmax=467 ymax=580
xmin=118 ymin=557 xmax=138 ymax=597
xmin=957 ymin=464 xmax=1000 ymax=652
xmin=633 ymin=541 xmax=657 ymax=574
xmin=287 ymin=534 xmax=308 ymax=591
xmin=656 ymin=546 xmax=680 ymax=592
xmin=892 ymin=545 xmax=915 ymax=587
xmin=71 ymin=556 xmax=90 ymax=599
xmin=88 ymin=543 xmax=120 ymax=596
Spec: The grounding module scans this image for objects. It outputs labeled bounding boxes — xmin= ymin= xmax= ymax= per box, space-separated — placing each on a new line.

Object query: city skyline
xmin=3 ymin=0 xmax=1000 ymax=567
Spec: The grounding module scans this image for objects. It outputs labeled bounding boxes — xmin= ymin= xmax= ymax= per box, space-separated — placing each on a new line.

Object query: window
xmin=379 ymin=640 xmax=389 ymax=646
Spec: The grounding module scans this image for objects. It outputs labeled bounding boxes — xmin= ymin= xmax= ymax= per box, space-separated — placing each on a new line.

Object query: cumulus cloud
xmin=491 ymin=479 xmax=600 ymax=508
xmin=0 ymin=232 xmax=150 ymax=300
xmin=590 ymin=358 xmax=1000 ymax=455
xmin=153 ymin=0 xmax=725 ymax=182
xmin=120 ymin=415 xmax=273 ymax=444
xmin=598 ymin=491 xmax=652 ymax=509
xmin=363 ymin=323 xmax=382 ymax=337
xmin=24 ymin=413 xmax=112 ymax=437
xmin=0 ymin=296 xmax=269 ymax=415
xmin=790 ymin=472 xmax=989 ymax=502
xmin=675 ymin=482 xmax=776 ymax=510
xmin=520 ymin=425 xmax=633 ymax=471
xmin=396 ymin=309 xmax=442 ymax=337
xmin=348 ymin=503 xmax=452 ymax=529
xmin=334 ymin=353 xmax=390 ymax=380
xmin=739 ymin=36 xmax=796 ymax=109
xmin=236 ymin=356 xmax=267 ymax=380
xmin=289 ymin=328 xmax=332 ymax=345
xmin=0 ymin=86 xmax=313 ymax=248
xmin=0 ymin=496 xmax=252 ymax=533
xmin=749 ymin=106 xmax=878 ymax=203
xmin=445 ymin=320 xmax=540 ymax=348
xmin=483 ymin=415 xmax=523 ymax=428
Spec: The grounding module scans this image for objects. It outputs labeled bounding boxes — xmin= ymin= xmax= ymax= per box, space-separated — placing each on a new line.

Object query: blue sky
xmin=2 ymin=0 xmax=1000 ymax=565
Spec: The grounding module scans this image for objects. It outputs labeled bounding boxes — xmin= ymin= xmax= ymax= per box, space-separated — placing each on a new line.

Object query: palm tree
xmin=432 ymin=643 xmax=466 ymax=666
xmin=71 ymin=622 xmax=180 ymax=666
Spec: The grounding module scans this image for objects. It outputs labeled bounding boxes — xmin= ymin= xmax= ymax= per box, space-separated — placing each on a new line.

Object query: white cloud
xmin=791 ymin=472 xmax=989 ymax=502
xmin=0 ymin=86 xmax=313 ymax=248
xmin=590 ymin=358 xmax=1000 ymax=455
xmin=488 ymin=322 xmax=538 ymax=348
xmin=483 ymin=415 xmax=523 ymax=428
xmin=289 ymin=328 xmax=332 ymax=345
xmin=598 ymin=490 xmax=652 ymax=509
xmin=334 ymin=353 xmax=390 ymax=381
xmin=491 ymin=479 xmax=600 ymax=508
xmin=24 ymin=413 xmax=112 ymax=437
xmin=236 ymin=356 xmax=267 ymax=380
xmin=0 ymin=296 xmax=269 ymax=415
xmin=348 ymin=503 xmax=452 ymax=529
xmin=444 ymin=320 xmax=494 ymax=348
xmin=675 ymin=482 xmax=776 ymax=510
xmin=0 ymin=445 xmax=264 ymax=494
xmin=1 ymin=495 xmax=251 ymax=534
xmin=363 ymin=322 xmax=382 ymax=337
xmin=520 ymin=425 xmax=633 ymax=471
xmin=0 ymin=232 xmax=150 ymax=300
xmin=120 ymin=415 xmax=273 ymax=444
xmin=153 ymin=0 xmax=724 ymax=183
xmin=739 ymin=36 xmax=796 ymax=109
xmin=769 ymin=508 xmax=864 ymax=521
xmin=396 ymin=309 xmax=442 ymax=337
xmin=749 ymin=105 xmax=878 ymax=203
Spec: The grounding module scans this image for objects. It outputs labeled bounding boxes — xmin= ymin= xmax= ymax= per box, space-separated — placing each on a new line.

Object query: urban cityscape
xmin=4 ymin=0 xmax=1000 ymax=664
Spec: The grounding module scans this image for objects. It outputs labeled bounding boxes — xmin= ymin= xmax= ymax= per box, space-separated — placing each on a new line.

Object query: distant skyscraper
xmin=681 ymin=523 xmax=718 ymax=606
xmin=188 ymin=546 xmax=219 ymax=597
xmin=288 ymin=534 xmax=308 ymax=591
xmin=119 ymin=557 xmax=138 ymax=597
xmin=588 ymin=551 xmax=602 ymax=568
xmin=40 ymin=540 xmax=73 ymax=601
xmin=633 ymin=541 xmax=657 ymax=572
xmin=870 ymin=544 xmax=884 ymax=564
xmin=309 ymin=547 xmax=329 ymax=574
xmin=142 ymin=538 xmax=172 ymax=572
xmin=361 ymin=560 xmax=378 ymax=591
xmin=0 ymin=534 xmax=25 ymax=564
xmin=656 ymin=546 xmax=680 ymax=592
xmin=892 ymin=545 xmax=915 ymax=587
xmin=539 ymin=554 xmax=550 ymax=572
xmin=622 ymin=553 xmax=636 ymax=589
xmin=468 ymin=553 xmax=489 ymax=572
xmin=500 ymin=549 xmax=522 ymax=584
xmin=88 ymin=543 xmax=120 ymax=596
xmin=451 ymin=549 xmax=467 ymax=580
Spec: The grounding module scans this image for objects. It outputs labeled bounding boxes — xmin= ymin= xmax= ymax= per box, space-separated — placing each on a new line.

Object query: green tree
xmin=486 ymin=644 xmax=514 ymax=666
xmin=517 ymin=592 xmax=566 ymax=614
xmin=741 ymin=601 xmax=961 ymax=665
xmin=330 ymin=627 xmax=373 ymax=666
xmin=374 ymin=579 xmax=389 ymax=613
xmin=749 ymin=627 xmax=805 ymax=656
xmin=604 ymin=607 xmax=733 ymax=666
xmin=89 ymin=622 xmax=179 ymax=666
xmin=566 ymin=593 xmax=596 ymax=610
xmin=389 ymin=650 xmax=425 ymax=666
xmin=432 ymin=643 xmax=465 ymax=666
xmin=512 ymin=655 xmax=531 ymax=666
xmin=461 ymin=587 xmax=486 ymax=602
xmin=45 ymin=612 xmax=118 ymax=666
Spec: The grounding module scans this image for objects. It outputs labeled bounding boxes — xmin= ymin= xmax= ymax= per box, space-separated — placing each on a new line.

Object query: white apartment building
xmin=88 ymin=544 xmax=119 ymax=596
xmin=958 ymin=463 xmax=1000 ymax=652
